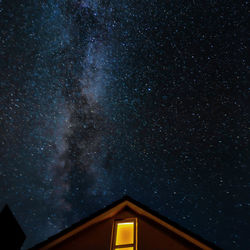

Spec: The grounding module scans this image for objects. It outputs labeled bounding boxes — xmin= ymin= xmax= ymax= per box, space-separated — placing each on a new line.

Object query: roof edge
xmin=30 ymin=196 xmax=221 ymax=250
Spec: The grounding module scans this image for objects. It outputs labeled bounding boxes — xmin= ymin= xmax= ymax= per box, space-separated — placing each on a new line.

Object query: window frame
xmin=110 ymin=217 xmax=138 ymax=250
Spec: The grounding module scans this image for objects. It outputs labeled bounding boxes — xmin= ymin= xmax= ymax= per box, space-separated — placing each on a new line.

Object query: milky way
xmin=0 ymin=1 xmax=249 ymax=249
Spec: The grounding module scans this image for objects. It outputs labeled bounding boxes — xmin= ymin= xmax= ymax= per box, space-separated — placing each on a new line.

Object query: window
xmin=110 ymin=218 xmax=137 ymax=250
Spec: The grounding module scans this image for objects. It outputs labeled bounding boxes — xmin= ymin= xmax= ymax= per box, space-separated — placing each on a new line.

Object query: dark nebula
xmin=0 ymin=1 xmax=249 ymax=249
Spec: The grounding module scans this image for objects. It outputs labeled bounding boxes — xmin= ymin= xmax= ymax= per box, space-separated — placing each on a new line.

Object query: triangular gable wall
xmin=32 ymin=197 xmax=218 ymax=250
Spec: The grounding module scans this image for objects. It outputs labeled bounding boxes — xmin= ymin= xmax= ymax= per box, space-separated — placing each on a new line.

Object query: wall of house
xmin=50 ymin=218 xmax=113 ymax=250
xmin=137 ymin=213 xmax=201 ymax=250
xmin=49 ymin=207 xmax=201 ymax=250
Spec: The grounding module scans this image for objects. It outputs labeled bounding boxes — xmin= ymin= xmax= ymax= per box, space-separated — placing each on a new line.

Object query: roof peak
xmin=31 ymin=196 xmax=221 ymax=250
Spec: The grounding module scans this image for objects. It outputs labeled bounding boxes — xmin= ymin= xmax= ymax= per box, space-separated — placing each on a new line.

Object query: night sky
xmin=0 ymin=1 xmax=249 ymax=249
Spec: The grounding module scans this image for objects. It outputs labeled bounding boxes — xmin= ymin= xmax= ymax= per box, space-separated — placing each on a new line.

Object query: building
xmin=0 ymin=204 xmax=26 ymax=250
xmin=31 ymin=196 xmax=220 ymax=250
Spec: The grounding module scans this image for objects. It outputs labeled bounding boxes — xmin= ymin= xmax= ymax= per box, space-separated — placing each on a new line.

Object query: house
xmin=0 ymin=204 xmax=26 ymax=250
xmin=31 ymin=196 xmax=219 ymax=250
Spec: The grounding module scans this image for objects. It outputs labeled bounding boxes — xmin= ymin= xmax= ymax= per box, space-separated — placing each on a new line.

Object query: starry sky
xmin=0 ymin=0 xmax=249 ymax=249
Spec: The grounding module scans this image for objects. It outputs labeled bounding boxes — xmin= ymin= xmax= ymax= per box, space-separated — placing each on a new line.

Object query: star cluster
xmin=0 ymin=1 xmax=249 ymax=249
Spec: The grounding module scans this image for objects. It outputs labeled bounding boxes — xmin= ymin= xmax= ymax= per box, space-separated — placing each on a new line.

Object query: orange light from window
xmin=115 ymin=248 xmax=134 ymax=250
xmin=115 ymin=222 xmax=134 ymax=246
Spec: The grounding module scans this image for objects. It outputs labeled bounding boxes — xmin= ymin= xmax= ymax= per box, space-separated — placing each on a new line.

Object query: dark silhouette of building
xmin=31 ymin=196 xmax=220 ymax=250
xmin=0 ymin=204 xmax=26 ymax=250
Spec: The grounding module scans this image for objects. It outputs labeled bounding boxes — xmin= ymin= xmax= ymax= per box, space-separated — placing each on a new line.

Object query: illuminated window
xmin=111 ymin=218 xmax=137 ymax=250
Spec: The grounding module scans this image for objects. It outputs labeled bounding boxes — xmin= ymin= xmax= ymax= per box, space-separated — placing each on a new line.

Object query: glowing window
xmin=116 ymin=222 xmax=134 ymax=245
xmin=111 ymin=218 xmax=137 ymax=250
xmin=115 ymin=248 xmax=133 ymax=250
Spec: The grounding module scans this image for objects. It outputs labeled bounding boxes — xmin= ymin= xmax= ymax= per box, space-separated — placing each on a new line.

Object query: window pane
xmin=115 ymin=248 xmax=134 ymax=250
xmin=116 ymin=222 xmax=134 ymax=245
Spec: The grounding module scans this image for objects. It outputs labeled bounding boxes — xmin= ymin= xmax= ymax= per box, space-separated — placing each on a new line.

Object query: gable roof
xmin=31 ymin=196 xmax=221 ymax=249
xmin=1 ymin=205 xmax=26 ymax=249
